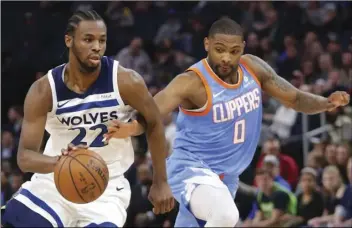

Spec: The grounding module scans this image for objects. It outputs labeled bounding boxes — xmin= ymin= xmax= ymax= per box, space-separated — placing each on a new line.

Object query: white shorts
xmin=8 ymin=173 xmax=131 ymax=227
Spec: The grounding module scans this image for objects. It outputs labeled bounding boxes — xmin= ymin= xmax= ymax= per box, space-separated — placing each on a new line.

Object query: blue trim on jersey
xmin=56 ymin=99 xmax=119 ymax=115
xmin=85 ymin=222 xmax=118 ymax=227
xmin=52 ymin=57 xmax=115 ymax=101
xmin=19 ymin=188 xmax=64 ymax=227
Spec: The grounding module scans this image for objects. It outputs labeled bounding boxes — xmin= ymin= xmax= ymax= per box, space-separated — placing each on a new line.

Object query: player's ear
xmin=204 ymin=37 xmax=209 ymax=52
xmin=65 ymin=35 xmax=73 ymax=48
xmin=241 ymin=41 xmax=246 ymax=54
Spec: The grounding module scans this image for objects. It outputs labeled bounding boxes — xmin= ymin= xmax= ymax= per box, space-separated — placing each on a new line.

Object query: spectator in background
xmin=248 ymin=169 xmax=297 ymax=227
xmin=333 ymin=157 xmax=352 ymax=227
xmin=244 ymin=32 xmax=263 ymax=58
xmin=9 ymin=172 xmax=23 ymax=193
xmin=262 ymin=155 xmax=291 ymax=191
xmin=308 ymin=165 xmax=347 ymax=227
xmin=323 ymin=69 xmax=348 ymax=97
xmin=301 ymin=31 xmax=318 ymax=61
xmin=339 ymin=52 xmax=352 ymax=90
xmin=270 ymin=103 xmax=298 ymax=140
xmin=256 ymin=138 xmax=299 ymax=188
xmin=126 ymin=164 xmax=162 ymax=227
xmin=326 ymin=33 xmax=342 ymax=67
xmin=105 ymin=1 xmax=134 ymax=28
xmin=324 ymin=143 xmax=337 ymax=166
xmin=6 ymin=106 xmax=23 ymax=139
xmin=281 ymin=168 xmax=325 ymax=227
xmin=336 ymin=143 xmax=351 ymax=184
xmin=260 ymin=37 xmax=278 ymax=70
xmin=277 ymin=44 xmax=300 ymax=78
xmin=154 ymin=11 xmax=181 ymax=45
xmin=115 ymin=37 xmax=153 ymax=84
xmin=1 ymin=131 xmax=17 ymax=163
xmin=301 ymin=59 xmax=319 ymax=84
xmin=318 ymin=53 xmax=334 ymax=80
xmin=152 ymin=39 xmax=181 ymax=88
xmin=262 ymin=92 xmax=280 ymax=126
xmin=1 ymin=171 xmax=13 ymax=206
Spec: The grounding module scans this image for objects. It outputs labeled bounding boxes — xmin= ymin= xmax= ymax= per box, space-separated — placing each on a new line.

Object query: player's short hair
xmin=66 ymin=10 xmax=105 ymax=36
xmin=208 ymin=17 xmax=243 ymax=38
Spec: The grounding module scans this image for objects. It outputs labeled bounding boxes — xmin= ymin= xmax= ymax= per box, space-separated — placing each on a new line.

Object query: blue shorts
xmin=167 ymin=152 xmax=239 ymax=227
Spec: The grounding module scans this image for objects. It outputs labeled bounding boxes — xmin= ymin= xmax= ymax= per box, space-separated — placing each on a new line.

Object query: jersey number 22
xmin=69 ymin=124 xmax=108 ymax=147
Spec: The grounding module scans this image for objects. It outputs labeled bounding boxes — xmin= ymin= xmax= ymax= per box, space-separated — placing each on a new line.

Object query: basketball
xmin=54 ymin=148 xmax=109 ymax=204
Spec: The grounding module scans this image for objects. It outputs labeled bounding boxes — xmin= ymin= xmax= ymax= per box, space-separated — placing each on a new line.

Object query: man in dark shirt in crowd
xmin=334 ymin=157 xmax=352 ymax=227
xmin=280 ymin=167 xmax=325 ymax=227
xmin=248 ymin=168 xmax=297 ymax=227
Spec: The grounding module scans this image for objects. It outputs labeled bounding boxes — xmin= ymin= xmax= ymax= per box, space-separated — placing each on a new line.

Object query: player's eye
xmin=216 ymin=48 xmax=223 ymax=53
xmin=84 ymin=38 xmax=92 ymax=43
xmin=231 ymin=50 xmax=240 ymax=55
xmin=99 ymin=40 xmax=106 ymax=44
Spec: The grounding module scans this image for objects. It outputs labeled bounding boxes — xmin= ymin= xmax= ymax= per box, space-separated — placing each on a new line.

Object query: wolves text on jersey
xmin=57 ymin=111 xmax=118 ymax=127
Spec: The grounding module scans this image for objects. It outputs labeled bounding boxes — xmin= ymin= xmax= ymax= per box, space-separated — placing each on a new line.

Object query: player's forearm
xmin=145 ymin=120 xmax=168 ymax=182
xmin=293 ymin=91 xmax=332 ymax=114
xmin=17 ymin=149 xmax=59 ymax=174
xmin=132 ymin=113 xmax=147 ymax=135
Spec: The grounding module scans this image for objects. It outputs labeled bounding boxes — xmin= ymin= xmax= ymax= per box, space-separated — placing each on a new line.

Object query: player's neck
xmin=221 ymin=71 xmax=239 ymax=85
xmin=65 ymin=62 xmax=100 ymax=93
xmin=206 ymin=58 xmax=239 ymax=85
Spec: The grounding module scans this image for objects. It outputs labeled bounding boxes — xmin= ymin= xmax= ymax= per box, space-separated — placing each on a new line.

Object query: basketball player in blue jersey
xmin=1 ymin=10 xmax=174 ymax=227
xmin=100 ymin=18 xmax=349 ymax=227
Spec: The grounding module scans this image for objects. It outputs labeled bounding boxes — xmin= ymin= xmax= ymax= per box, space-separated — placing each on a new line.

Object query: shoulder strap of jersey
xmin=112 ymin=60 xmax=126 ymax=107
xmin=47 ymin=69 xmax=58 ymax=114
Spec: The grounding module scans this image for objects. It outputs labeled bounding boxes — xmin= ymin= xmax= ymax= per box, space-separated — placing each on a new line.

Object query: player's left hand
xmin=61 ymin=143 xmax=88 ymax=156
xmin=327 ymin=91 xmax=350 ymax=111
xmin=103 ymin=120 xmax=139 ymax=141
xmin=148 ymin=181 xmax=175 ymax=215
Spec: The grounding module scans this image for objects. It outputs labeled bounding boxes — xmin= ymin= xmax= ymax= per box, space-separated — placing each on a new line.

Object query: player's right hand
xmin=148 ymin=180 xmax=175 ymax=215
xmin=61 ymin=143 xmax=88 ymax=156
xmin=103 ymin=119 xmax=139 ymax=141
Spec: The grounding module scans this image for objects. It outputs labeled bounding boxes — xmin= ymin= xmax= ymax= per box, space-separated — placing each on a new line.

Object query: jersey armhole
xmin=112 ymin=60 xmax=125 ymax=107
xmin=47 ymin=70 xmax=57 ymax=114
xmin=179 ymin=68 xmax=212 ymax=116
xmin=239 ymin=58 xmax=262 ymax=88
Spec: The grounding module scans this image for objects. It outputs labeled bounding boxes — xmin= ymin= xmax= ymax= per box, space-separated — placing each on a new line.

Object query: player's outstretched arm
xmin=106 ymin=71 xmax=194 ymax=137
xmin=17 ymin=76 xmax=60 ymax=173
xmin=118 ymin=67 xmax=174 ymax=214
xmin=242 ymin=54 xmax=350 ymax=114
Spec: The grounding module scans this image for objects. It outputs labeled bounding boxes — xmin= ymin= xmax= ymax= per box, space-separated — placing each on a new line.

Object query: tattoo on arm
xmin=294 ymin=91 xmax=332 ymax=114
xmin=251 ymin=55 xmax=332 ymax=114
xmin=255 ymin=57 xmax=294 ymax=94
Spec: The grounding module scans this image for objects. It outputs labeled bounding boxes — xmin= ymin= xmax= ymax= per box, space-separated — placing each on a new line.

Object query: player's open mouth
xmin=221 ymin=66 xmax=230 ymax=71
xmin=89 ymin=56 xmax=101 ymax=64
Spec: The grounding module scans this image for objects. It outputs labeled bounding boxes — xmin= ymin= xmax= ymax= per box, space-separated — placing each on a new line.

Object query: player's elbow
xmin=17 ymin=149 xmax=30 ymax=173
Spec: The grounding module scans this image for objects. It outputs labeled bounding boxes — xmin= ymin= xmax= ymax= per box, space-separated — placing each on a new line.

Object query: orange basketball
xmin=54 ymin=148 xmax=109 ymax=204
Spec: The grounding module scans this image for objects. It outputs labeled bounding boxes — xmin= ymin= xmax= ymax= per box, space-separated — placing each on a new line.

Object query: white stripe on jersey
xmin=56 ymin=92 xmax=117 ymax=109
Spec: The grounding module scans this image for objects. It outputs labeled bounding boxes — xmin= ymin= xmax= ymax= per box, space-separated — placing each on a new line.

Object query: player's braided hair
xmin=208 ymin=17 xmax=243 ymax=38
xmin=65 ymin=10 xmax=105 ymax=36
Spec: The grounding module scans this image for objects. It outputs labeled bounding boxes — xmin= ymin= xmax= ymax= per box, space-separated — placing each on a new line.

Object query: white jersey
xmin=40 ymin=57 xmax=135 ymax=178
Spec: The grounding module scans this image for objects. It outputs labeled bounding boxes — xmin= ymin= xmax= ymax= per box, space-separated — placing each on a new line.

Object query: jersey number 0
xmin=233 ymin=119 xmax=245 ymax=144
xmin=69 ymin=124 xmax=108 ymax=147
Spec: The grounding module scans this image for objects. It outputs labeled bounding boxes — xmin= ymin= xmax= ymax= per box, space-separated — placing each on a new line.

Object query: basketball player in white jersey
xmin=2 ymin=10 xmax=174 ymax=227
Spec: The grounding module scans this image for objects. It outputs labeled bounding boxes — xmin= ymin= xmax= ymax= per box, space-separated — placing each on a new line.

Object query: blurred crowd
xmin=2 ymin=1 xmax=352 ymax=227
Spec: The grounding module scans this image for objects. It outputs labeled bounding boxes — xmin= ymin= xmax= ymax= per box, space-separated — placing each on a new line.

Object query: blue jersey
xmin=173 ymin=58 xmax=262 ymax=177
